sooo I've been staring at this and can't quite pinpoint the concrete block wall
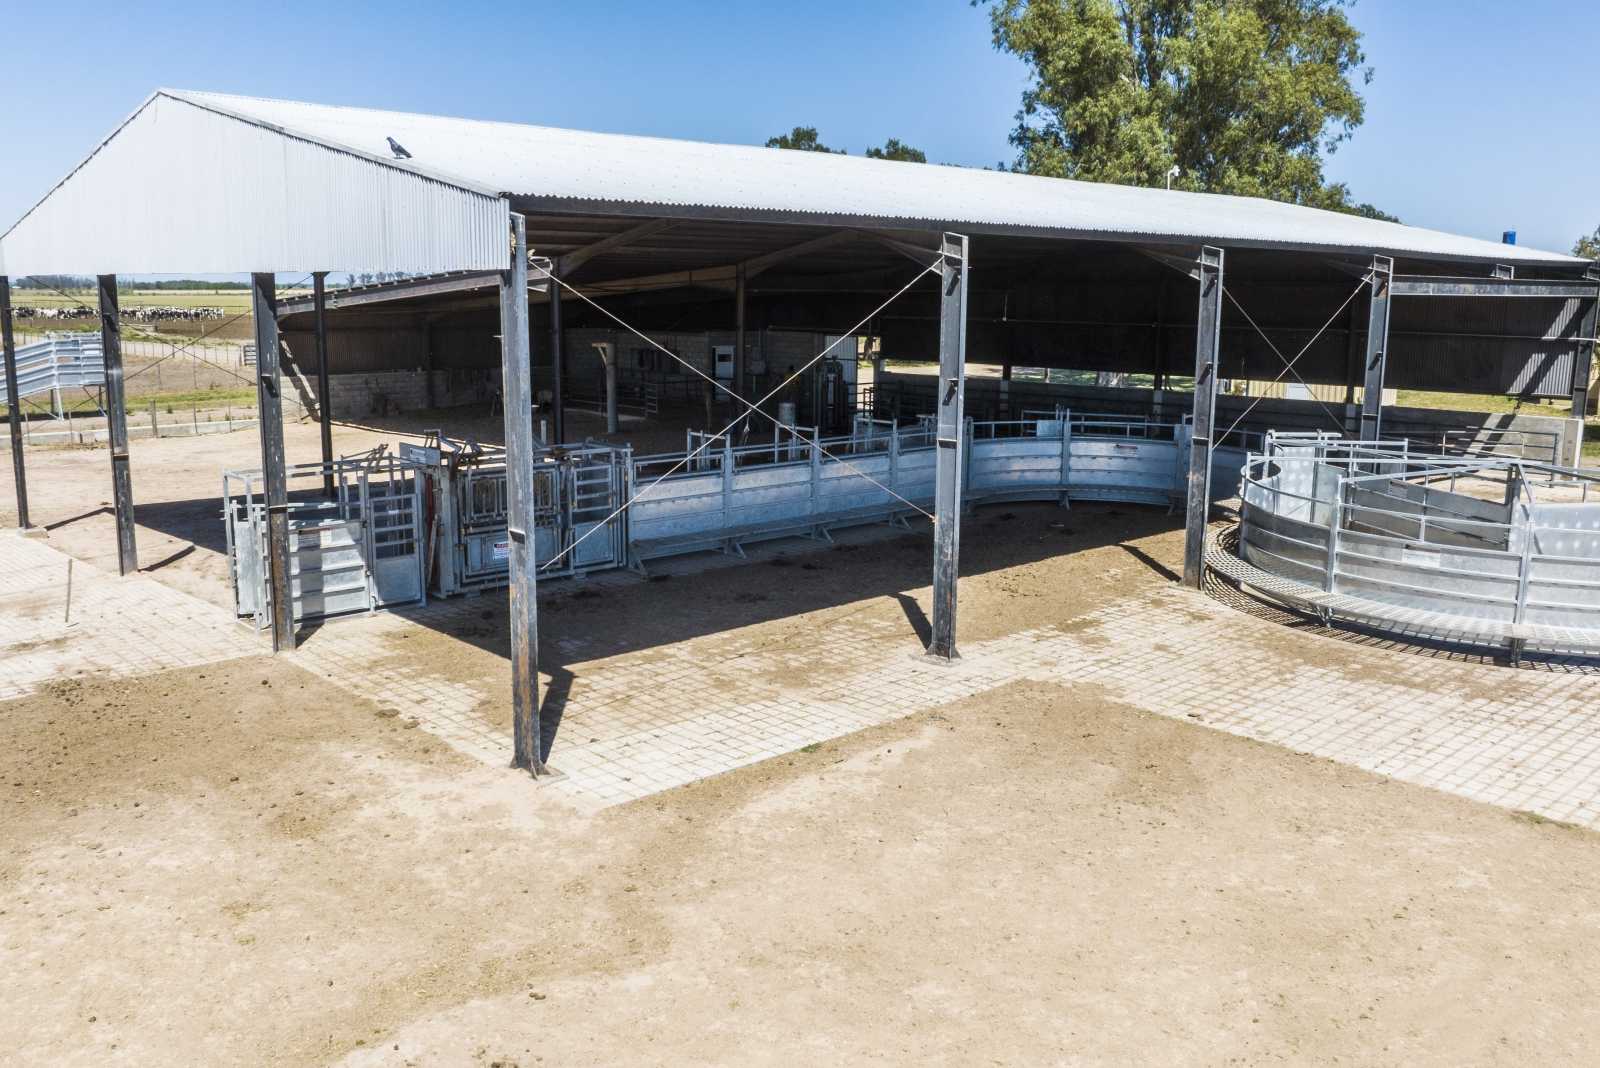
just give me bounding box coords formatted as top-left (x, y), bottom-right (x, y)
top-left (281, 369), bottom-right (501, 420)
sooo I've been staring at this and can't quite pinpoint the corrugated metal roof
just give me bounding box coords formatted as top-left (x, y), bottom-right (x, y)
top-left (2, 88), bottom-right (1589, 276)
top-left (0, 92), bottom-right (509, 276)
top-left (172, 89), bottom-right (1585, 268)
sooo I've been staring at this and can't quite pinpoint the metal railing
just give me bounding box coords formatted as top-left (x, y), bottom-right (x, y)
top-left (1237, 437), bottom-right (1600, 648)
top-left (0, 333), bottom-right (105, 406)
top-left (628, 409), bottom-right (1253, 560)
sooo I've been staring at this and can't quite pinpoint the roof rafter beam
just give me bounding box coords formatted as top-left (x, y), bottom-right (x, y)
top-left (739, 229), bottom-right (861, 278)
top-left (554, 217), bottom-right (679, 275)
top-left (275, 271), bottom-right (505, 317)
top-left (856, 230), bottom-right (943, 269)
top-left (1136, 246), bottom-right (1207, 280)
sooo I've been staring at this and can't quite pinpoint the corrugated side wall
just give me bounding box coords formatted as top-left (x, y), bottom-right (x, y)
top-left (0, 93), bottom-right (508, 276)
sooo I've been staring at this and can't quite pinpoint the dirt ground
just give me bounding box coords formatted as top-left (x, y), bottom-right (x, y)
top-left (7, 627), bottom-right (1600, 1065)
top-left (7, 410), bottom-right (1600, 1064)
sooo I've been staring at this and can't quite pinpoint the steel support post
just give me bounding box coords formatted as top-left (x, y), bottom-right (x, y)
top-left (0, 277), bottom-right (29, 529)
top-left (603, 347), bottom-right (619, 434)
top-left (313, 272), bottom-right (334, 496)
top-left (1181, 246), bottom-right (1225, 589)
top-left (928, 232), bottom-right (969, 659)
top-left (98, 275), bottom-right (138, 575)
top-left (1359, 255), bottom-right (1394, 441)
top-left (251, 273), bottom-right (295, 652)
top-left (1572, 274), bottom-right (1599, 463)
top-left (549, 261), bottom-right (565, 445)
top-left (501, 216), bottom-right (544, 775)
top-left (734, 264), bottom-right (747, 403)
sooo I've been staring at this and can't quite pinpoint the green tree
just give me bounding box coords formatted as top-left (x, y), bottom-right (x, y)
top-left (1576, 226), bottom-right (1600, 260)
top-left (980, 0), bottom-right (1390, 218)
top-left (766, 126), bottom-right (843, 153)
top-left (866, 138), bottom-right (928, 163)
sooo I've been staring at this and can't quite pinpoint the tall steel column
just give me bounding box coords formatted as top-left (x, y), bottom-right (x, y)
top-left (1181, 246), bottom-right (1225, 589)
top-left (501, 216), bottom-right (544, 775)
top-left (98, 275), bottom-right (138, 575)
top-left (549, 260), bottom-right (565, 444)
top-left (1572, 270), bottom-right (1600, 463)
top-left (0, 277), bottom-right (28, 529)
top-left (313, 272), bottom-right (334, 496)
top-left (251, 273), bottom-right (295, 652)
top-left (734, 264), bottom-right (747, 403)
top-left (1359, 255), bottom-right (1394, 441)
top-left (928, 232), bottom-right (969, 659)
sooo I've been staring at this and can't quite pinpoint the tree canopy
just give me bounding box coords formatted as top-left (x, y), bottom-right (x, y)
top-left (767, 128), bottom-right (927, 162)
top-left (980, 0), bottom-right (1393, 219)
top-left (1575, 226), bottom-right (1600, 261)
top-left (866, 139), bottom-right (928, 163)
top-left (766, 127), bottom-right (844, 153)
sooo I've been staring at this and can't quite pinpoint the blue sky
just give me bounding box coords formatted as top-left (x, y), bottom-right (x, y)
top-left (1, 1), bottom-right (1594, 256)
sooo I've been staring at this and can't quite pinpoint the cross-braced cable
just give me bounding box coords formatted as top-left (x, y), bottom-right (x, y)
top-left (1215, 272), bottom-right (1372, 448)
top-left (530, 260), bottom-right (942, 571)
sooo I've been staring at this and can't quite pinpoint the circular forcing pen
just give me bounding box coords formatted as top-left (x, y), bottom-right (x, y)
top-left (1210, 432), bottom-right (1600, 665)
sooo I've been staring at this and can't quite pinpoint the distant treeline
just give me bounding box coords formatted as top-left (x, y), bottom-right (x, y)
top-left (15, 276), bottom-right (250, 291)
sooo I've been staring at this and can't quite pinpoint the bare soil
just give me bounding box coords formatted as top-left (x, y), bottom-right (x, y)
top-left (7, 410), bottom-right (1600, 1064)
top-left (6, 642), bottom-right (1600, 1065)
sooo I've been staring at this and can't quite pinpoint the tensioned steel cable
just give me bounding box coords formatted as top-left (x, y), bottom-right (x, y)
top-left (1214, 272), bottom-right (1373, 448)
top-left (529, 261), bottom-right (943, 571)
top-left (18, 274), bottom-right (311, 388)
top-left (530, 258), bottom-right (943, 505)
top-left (124, 275), bottom-right (315, 385)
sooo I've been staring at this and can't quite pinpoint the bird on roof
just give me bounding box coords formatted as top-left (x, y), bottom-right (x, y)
top-left (386, 137), bottom-right (412, 160)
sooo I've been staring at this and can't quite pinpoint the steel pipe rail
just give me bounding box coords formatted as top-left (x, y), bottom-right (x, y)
top-left (1232, 434), bottom-right (1600, 659)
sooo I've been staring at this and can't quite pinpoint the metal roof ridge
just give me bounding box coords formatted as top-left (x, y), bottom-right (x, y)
top-left (162, 89), bottom-right (508, 201)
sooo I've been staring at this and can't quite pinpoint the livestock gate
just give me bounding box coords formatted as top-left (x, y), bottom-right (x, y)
top-left (398, 435), bottom-right (632, 596)
top-left (225, 450), bottom-right (427, 628)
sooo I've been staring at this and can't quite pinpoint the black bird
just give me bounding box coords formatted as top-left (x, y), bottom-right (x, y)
top-left (387, 137), bottom-right (412, 160)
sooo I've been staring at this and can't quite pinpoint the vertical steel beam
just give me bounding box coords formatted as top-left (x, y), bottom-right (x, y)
top-left (502, 216), bottom-right (544, 775)
top-left (0, 277), bottom-right (29, 529)
top-left (251, 273), bottom-right (295, 652)
top-left (734, 264), bottom-right (747, 403)
top-left (603, 347), bottom-right (619, 434)
top-left (313, 272), bottom-right (335, 496)
top-left (98, 275), bottom-right (138, 575)
top-left (928, 232), bottom-right (969, 659)
top-left (1572, 271), bottom-right (1599, 463)
top-left (1359, 255), bottom-right (1395, 441)
top-left (1181, 246), bottom-right (1225, 589)
top-left (549, 260), bottom-right (565, 444)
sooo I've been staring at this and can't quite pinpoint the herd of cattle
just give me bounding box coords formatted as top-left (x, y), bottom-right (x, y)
top-left (14, 305), bottom-right (229, 322)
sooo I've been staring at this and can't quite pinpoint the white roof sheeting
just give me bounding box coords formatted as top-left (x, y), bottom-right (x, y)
top-left (170, 90), bottom-right (1585, 268)
top-left (1, 88), bottom-right (1586, 275)
top-left (0, 92), bottom-right (508, 276)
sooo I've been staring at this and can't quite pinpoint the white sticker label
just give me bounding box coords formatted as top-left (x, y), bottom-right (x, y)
top-left (492, 540), bottom-right (510, 561)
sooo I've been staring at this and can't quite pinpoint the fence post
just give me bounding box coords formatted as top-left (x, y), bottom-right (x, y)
top-left (888, 420), bottom-right (900, 499)
top-left (722, 435), bottom-right (734, 533)
top-left (1324, 480), bottom-right (1343, 593)
top-left (1060, 407), bottom-right (1073, 498)
top-left (150, 397), bottom-right (159, 440)
top-left (810, 433), bottom-right (821, 517)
